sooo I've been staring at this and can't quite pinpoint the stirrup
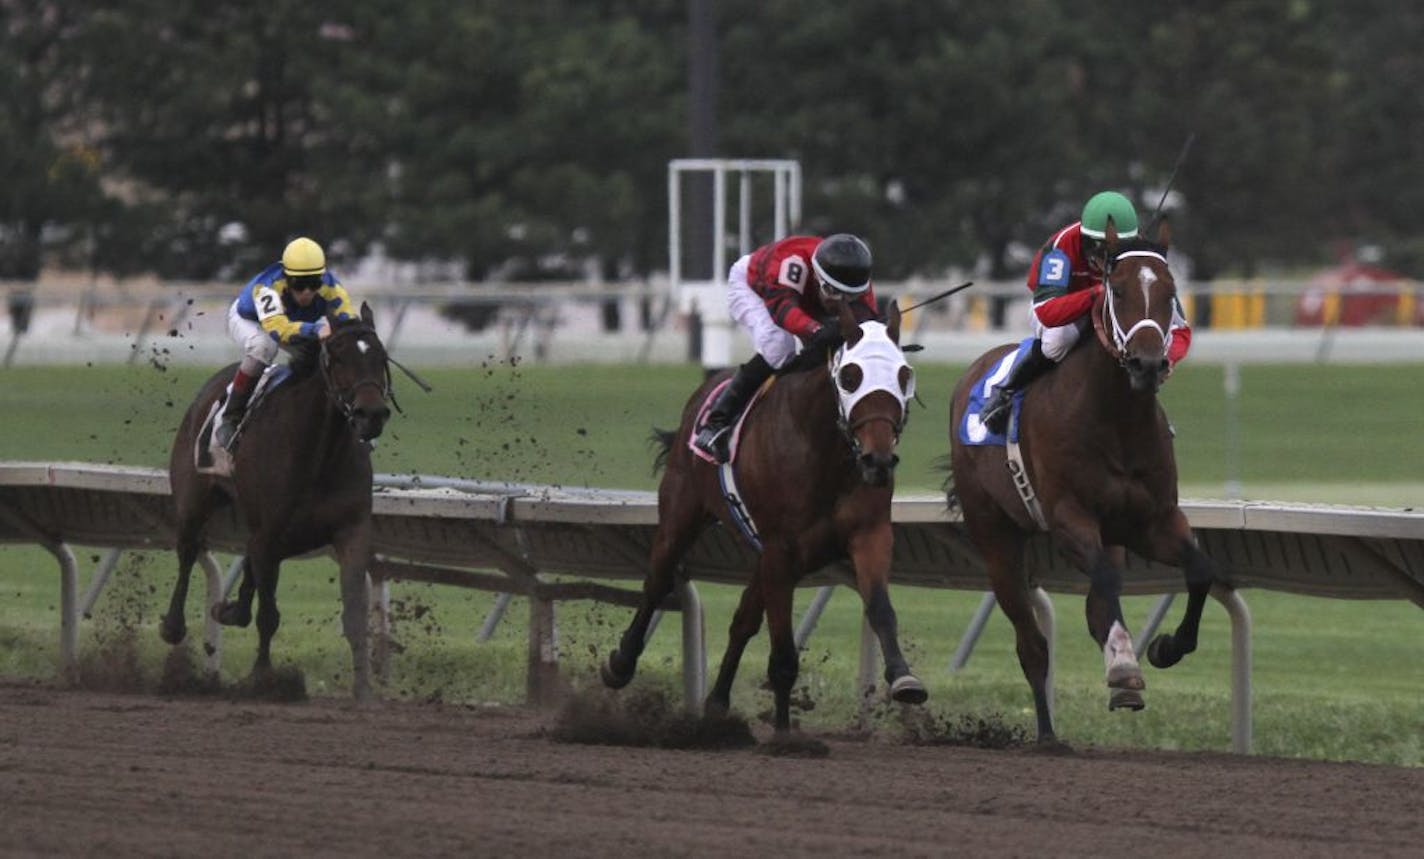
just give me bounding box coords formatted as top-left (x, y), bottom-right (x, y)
top-left (981, 390), bottom-right (1012, 434)
top-left (694, 424), bottom-right (730, 462)
top-left (214, 419), bottom-right (240, 452)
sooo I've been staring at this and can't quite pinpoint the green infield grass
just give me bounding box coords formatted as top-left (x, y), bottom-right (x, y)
top-left (0, 360), bottom-right (1420, 764)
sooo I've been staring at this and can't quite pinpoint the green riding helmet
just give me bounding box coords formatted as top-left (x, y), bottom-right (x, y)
top-left (1080, 191), bottom-right (1139, 241)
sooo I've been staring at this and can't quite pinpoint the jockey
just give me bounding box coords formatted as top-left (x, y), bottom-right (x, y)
top-left (214, 236), bottom-right (358, 450)
top-left (692, 232), bottom-right (880, 463)
top-left (980, 191), bottom-right (1192, 434)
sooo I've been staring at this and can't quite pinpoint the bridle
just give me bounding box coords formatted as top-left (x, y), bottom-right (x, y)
top-left (319, 323), bottom-right (394, 423)
top-left (827, 321), bottom-right (914, 459)
top-left (1096, 246), bottom-right (1174, 365)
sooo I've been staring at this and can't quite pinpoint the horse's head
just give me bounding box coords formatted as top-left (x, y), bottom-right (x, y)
top-left (830, 300), bottom-right (915, 487)
top-left (1098, 219), bottom-right (1178, 394)
top-left (320, 302), bottom-right (393, 443)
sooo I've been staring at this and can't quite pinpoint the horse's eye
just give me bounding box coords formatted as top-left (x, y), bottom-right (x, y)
top-left (899, 366), bottom-right (915, 397)
top-left (838, 364), bottom-right (863, 393)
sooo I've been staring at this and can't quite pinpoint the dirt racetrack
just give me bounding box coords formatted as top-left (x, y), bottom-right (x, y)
top-left (2, 680), bottom-right (1421, 857)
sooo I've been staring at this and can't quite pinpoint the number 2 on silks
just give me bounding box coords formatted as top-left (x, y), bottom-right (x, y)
top-left (255, 286), bottom-right (282, 321)
top-left (1039, 249), bottom-right (1070, 288)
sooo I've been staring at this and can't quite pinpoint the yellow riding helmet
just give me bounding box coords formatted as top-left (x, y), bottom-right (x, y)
top-left (281, 237), bottom-right (326, 277)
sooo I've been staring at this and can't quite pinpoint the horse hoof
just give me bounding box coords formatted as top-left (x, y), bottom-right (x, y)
top-left (1034, 736), bottom-right (1074, 755)
top-left (703, 696), bottom-right (730, 719)
top-left (1109, 687), bottom-right (1146, 711)
top-left (889, 674), bottom-right (928, 705)
top-left (1107, 664), bottom-right (1146, 690)
top-left (1147, 634), bottom-right (1183, 669)
top-left (158, 616), bottom-right (186, 646)
top-left (599, 653), bottom-right (634, 689)
top-left (212, 601), bottom-right (251, 628)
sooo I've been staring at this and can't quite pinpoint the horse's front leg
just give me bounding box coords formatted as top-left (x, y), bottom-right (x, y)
top-left (1055, 506), bottom-right (1145, 711)
top-left (1138, 508), bottom-right (1215, 669)
top-left (333, 520), bottom-right (374, 703)
top-left (847, 523), bottom-right (926, 704)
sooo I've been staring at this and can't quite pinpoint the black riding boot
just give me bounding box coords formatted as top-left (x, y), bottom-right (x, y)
top-left (214, 384), bottom-right (254, 451)
top-left (693, 355), bottom-right (774, 463)
top-left (981, 340), bottom-right (1054, 435)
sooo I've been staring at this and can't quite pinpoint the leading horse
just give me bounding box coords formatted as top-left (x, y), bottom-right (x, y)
top-left (602, 301), bottom-right (927, 733)
top-left (161, 303), bottom-right (393, 700)
top-left (947, 220), bottom-right (1218, 745)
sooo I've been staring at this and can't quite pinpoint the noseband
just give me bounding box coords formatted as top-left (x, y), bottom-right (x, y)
top-left (319, 324), bottom-right (393, 423)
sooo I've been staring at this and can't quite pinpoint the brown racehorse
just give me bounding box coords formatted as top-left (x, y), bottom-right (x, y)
top-left (602, 301), bottom-right (927, 734)
top-left (161, 303), bottom-right (393, 700)
top-left (948, 220), bottom-right (1218, 745)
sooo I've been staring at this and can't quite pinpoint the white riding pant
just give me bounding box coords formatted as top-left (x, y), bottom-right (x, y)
top-left (726, 254), bottom-right (798, 369)
top-left (226, 299), bottom-right (278, 372)
top-left (1031, 310), bottom-right (1088, 363)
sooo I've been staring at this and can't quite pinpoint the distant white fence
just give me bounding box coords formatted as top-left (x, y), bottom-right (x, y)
top-left (6, 278), bottom-right (1424, 367)
top-left (2, 462), bottom-right (1421, 753)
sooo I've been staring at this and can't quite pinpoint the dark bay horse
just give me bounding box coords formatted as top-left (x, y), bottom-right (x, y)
top-left (602, 301), bottom-right (927, 733)
top-left (948, 221), bottom-right (1218, 744)
top-left (161, 303), bottom-right (393, 700)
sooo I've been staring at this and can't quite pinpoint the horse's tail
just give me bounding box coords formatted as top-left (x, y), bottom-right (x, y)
top-left (649, 427), bottom-right (676, 475)
top-left (934, 453), bottom-right (961, 515)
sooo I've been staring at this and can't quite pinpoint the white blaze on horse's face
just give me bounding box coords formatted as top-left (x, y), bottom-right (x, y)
top-left (830, 320), bottom-right (914, 432)
top-left (1105, 250), bottom-right (1174, 359)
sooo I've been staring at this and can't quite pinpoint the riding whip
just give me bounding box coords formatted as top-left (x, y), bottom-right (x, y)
top-left (901, 281), bottom-right (975, 313)
top-left (1150, 132), bottom-right (1197, 227)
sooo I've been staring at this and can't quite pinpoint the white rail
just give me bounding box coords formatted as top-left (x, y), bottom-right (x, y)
top-left (2, 462), bottom-right (1421, 752)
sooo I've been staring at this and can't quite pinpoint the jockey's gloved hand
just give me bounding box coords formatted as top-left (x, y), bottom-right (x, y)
top-left (805, 324), bottom-right (841, 353)
top-left (314, 317), bottom-right (332, 340)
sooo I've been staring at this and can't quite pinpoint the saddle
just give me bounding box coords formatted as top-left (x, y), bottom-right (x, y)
top-left (686, 376), bottom-right (776, 552)
top-left (194, 365), bottom-right (293, 475)
top-left (686, 377), bottom-right (774, 466)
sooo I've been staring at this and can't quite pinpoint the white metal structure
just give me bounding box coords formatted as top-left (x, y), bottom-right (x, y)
top-left (2, 461), bottom-right (1422, 753)
top-left (667, 158), bottom-right (802, 369)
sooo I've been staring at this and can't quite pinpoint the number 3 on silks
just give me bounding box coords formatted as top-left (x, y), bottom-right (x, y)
top-left (255, 286), bottom-right (282, 321)
top-left (1038, 249), bottom-right (1070, 288)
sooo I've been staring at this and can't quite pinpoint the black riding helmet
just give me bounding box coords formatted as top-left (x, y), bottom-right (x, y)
top-left (811, 234), bottom-right (873, 297)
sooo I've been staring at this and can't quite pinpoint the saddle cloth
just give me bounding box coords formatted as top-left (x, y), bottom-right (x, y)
top-left (958, 337), bottom-right (1035, 447)
top-left (194, 364), bottom-right (293, 474)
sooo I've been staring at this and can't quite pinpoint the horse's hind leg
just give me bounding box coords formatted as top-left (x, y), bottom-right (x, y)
top-left (1139, 510), bottom-right (1216, 669)
top-left (602, 482), bottom-right (704, 689)
top-left (758, 543), bottom-right (800, 734)
top-left (848, 523), bottom-right (925, 704)
top-left (213, 558), bottom-right (254, 628)
top-left (973, 520), bottom-right (1056, 743)
top-left (247, 550), bottom-right (281, 673)
top-left (704, 578), bottom-right (764, 717)
top-left (162, 486), bottom-right (218, 645)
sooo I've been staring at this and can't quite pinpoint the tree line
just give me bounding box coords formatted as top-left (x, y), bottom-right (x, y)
top-left (2, 0), bottom-right (1417, 284)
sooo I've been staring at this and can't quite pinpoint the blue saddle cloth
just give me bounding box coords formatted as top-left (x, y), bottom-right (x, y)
top-left (958, 338), bottom-right (1035, 446)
